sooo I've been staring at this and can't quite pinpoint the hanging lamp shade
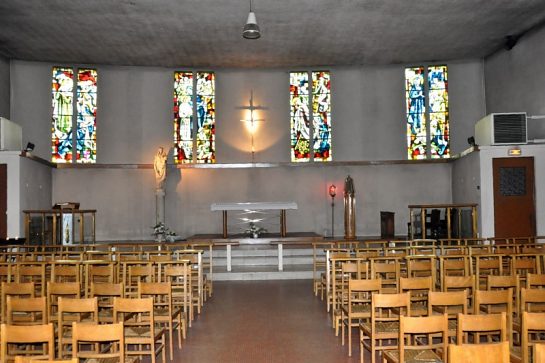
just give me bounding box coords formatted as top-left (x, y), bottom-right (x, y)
top-left (243, 10), bottom-right (261, 39)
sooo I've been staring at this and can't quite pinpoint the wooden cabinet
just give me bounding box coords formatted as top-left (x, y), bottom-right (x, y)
top-left (408, 204), bottom-right (478, 239)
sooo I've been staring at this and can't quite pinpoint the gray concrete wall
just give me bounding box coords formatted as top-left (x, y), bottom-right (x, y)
top-left (451, 150), bottom-right (481, 231)
top-left (485, 25), bottom-right (545, 140)
top-left (19, 157), bottom-right (52, 217)
top-left (12, 59), bottom-right (484, 240)
top-left (0, 56), bottom-right (9, 118)
top-left (53, 163), bottom-right (452, 241)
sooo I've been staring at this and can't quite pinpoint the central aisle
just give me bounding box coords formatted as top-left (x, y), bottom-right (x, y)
top-left (168, 280), bottom-right (360, 363)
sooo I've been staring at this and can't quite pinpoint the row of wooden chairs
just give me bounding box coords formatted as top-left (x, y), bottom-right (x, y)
top-left (0, 284), bottom-right (186, 362)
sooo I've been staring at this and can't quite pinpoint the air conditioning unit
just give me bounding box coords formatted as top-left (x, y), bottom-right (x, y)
top-left (0, 117), bottom-right (22, 151)
top-left (475, 112), bottom-right (527, 146)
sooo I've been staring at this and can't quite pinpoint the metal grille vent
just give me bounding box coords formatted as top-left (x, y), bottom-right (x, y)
top-left (494, 113), bottom-right (527, 144)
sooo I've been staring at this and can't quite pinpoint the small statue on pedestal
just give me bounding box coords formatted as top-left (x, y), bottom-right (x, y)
top-left (344, 175), bottom-right (356, 240)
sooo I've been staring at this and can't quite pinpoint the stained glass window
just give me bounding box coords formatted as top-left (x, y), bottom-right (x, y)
top-left (76, 69), bottom-right (98, 163)
top-left (405, 67), bottom-right (426, 160)
top-left (173, 72), bottom-right (194, 163)
top-left (312, 71), bottom-right (332, 161)
top-left (428, 65), bottom-right (449, 158)
top-left (52, 67), bottom-right (98, 164)
top-left (290, 70), bottom-right (331, 162)
top-left (52, 67), bottom-right (74, 163)
top-left (405, 65), bottom-right (449, 160)
top-left (173, 71), bottom-right (215, 164)
top-left (196, 72), bottom-right (215, 163)
top-left (290, 72), bottom-right (310, 162)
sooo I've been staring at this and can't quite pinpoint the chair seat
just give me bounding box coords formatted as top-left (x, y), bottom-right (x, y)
top-left (341, 304), bottom-right (371, 314)
top-left (384, 349), bottom-right (443, 363)
top-left (361, 321), bottom-right (400, 335)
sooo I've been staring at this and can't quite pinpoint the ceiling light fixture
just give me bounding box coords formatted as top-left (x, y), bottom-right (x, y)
top-left (242, 0), bottom-right (261, 40)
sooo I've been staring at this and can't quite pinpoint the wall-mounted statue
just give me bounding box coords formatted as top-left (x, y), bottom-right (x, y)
top-left (344, 175), bottom-right (356, 239)
top-left (154, 146), bottom-right (168, 190)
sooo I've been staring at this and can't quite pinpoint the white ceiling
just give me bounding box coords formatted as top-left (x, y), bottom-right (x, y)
top-left (1, 0), bottom-right (545, 68)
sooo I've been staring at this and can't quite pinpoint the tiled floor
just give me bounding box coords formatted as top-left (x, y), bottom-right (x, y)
top-left (160, 279), bottom-right (362, 363)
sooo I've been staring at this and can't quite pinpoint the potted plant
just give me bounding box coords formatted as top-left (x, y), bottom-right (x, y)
top-left (245, 222), bottom-right (267, 238)
top-left (152, 222), bottom-right (177, 242)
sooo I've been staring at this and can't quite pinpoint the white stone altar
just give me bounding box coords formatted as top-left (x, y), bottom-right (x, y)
top-left (211, 202), bottom-right (298, 238)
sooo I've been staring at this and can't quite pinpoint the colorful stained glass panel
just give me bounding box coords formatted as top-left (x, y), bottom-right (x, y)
top-left (76, 69), bottom-right (97, 163)
top-left (290, 72), bottom-right (310, 162)
top-left (173, 72), bottom-right (194, 163)
top-left (196, 72), bottom-right (215, 163)
top-left (428, 65), bottom-right (449, 158)
top-left (312, 71), bottom-right (331, 161)
top-left (51, 67), bottom-right (74, 163)
top-left (405, 67), bottom-right (426, 160)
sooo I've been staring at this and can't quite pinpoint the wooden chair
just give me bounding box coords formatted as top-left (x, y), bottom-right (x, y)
top-left (16, 264), bottom-right (46, 297)
top-left (7, 297), bottom-right (47, 325)
top-left (0, 323), bottom-right (55, 362)
top-left (456, 312), bottom-right (507, 344)
top-left (439, 255), bottom-right (470, 290)
top-left (487, 274), bottom-right (520, 318)
top-left (514, 312), bottom-right (545, 363)
top-left (383, 314), bottom-right (448, 363)
top-left (71, 322), bottom-right (128, 362)
top-left (1, 282), bottom-right (35, 323)
top-left (333, 261), bottom-right (363, 334)
top-left (340, 278), bottom-right (381, 357)
top-left (443, 275), bottom-right (476, 310)
top-left (475, 254), bottom-right (504, 289)
top-left (513, 255), bottom-right (541, 287)
top-left (139, 281), bottom-right (185, 360)
top-left (50, 262), bottom-right (81, 284)
top-left (46, 282), bottom-right (80, 325)
top-left (474, 289), bottom-right (513, 346)
top-left (399, 276), bottom-right (433, 316)
top-left (126, 263), bottom-right (154, 297)
top-left (90, 282), bottom-right (124, 323)
top-left (162, 264), bottom-right (191, 326)
top-left (113, 297), bottom-right (166, 363)
top-left (312, 242), bottom-right (334, 297)
top-left (84, 262), bottom-right (115, 297)
top-left (448, 341), bottom-right (510, 363)
top-left (359, 292), bottom-right (410, 363)
top-left (57, 297), bottom-right (98, 359)
top-left (370, 257), bottom-right (400, 294)
top-left (428, 290), bottom-right (467, 342)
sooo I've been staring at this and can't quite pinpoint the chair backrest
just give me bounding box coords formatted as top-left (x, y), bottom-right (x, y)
top-left (57, 297), bottom-right (98, 359)
top-left (372, 292), bottom-right (410, 323)
top-left (370, 258), bottom-right (400, 293)
top-left (0, 323), bottom-right (55, 361)
top-left (398, 314), bottom-right (448, 363)
top-left (522, 311), bottom-right (545, 363)
top-left (447, 341), bottom-right (510, 363)
top-left (7, 297), bottom-right (48, 325)
top-left (428, 290), bottom-right (467, 316)
top-left (521, 288), bottom-right (545, 314)
top-left (51, 263), bottom-right (80, 284)
top-left (1, 282), bottom-right (35, 323)
top-left (456, 312), bottom-right (507, 344)
top-left (400, 276), bottom-right (433, 316)
top-left (71, 322), bottom-right (124, 362)
top-left (528, 273), bottom-right (545, 289)
top-left (16, 264), bottom-right (46, 297)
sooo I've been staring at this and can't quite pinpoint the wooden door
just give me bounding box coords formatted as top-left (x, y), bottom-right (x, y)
top-left (493, 157), bottom-right (535, 238)
top-left (0, 164), bottom-right (6, 240)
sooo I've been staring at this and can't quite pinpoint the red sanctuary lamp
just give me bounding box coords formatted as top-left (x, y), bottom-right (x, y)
top-left (329, 185), bottom-right (336, 238)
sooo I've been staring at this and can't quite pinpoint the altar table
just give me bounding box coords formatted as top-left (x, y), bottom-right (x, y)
top-left (211, 202), bottom-right (298, 238)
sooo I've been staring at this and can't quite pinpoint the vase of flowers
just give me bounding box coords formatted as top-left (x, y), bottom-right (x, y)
top-left (152, 222), bottom-right (177, 242)
top-left (245, 222), bottom-right (267, 238)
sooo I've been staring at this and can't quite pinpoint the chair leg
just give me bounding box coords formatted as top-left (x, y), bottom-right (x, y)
top-left (348, 320), bottom-right (352, 357)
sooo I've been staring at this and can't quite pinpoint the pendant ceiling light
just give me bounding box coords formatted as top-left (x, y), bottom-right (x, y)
top-left (242, 0), bottom-right (261, 39)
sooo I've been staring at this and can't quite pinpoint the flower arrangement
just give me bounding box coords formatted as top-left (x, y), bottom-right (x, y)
top-left (244, 222), bottom-right (267, 238)
top-left (152, 222), bottom-right (177, 242)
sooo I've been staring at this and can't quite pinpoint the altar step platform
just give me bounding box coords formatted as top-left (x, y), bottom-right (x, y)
top-left (188, 233), bottom-right (321, 281)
